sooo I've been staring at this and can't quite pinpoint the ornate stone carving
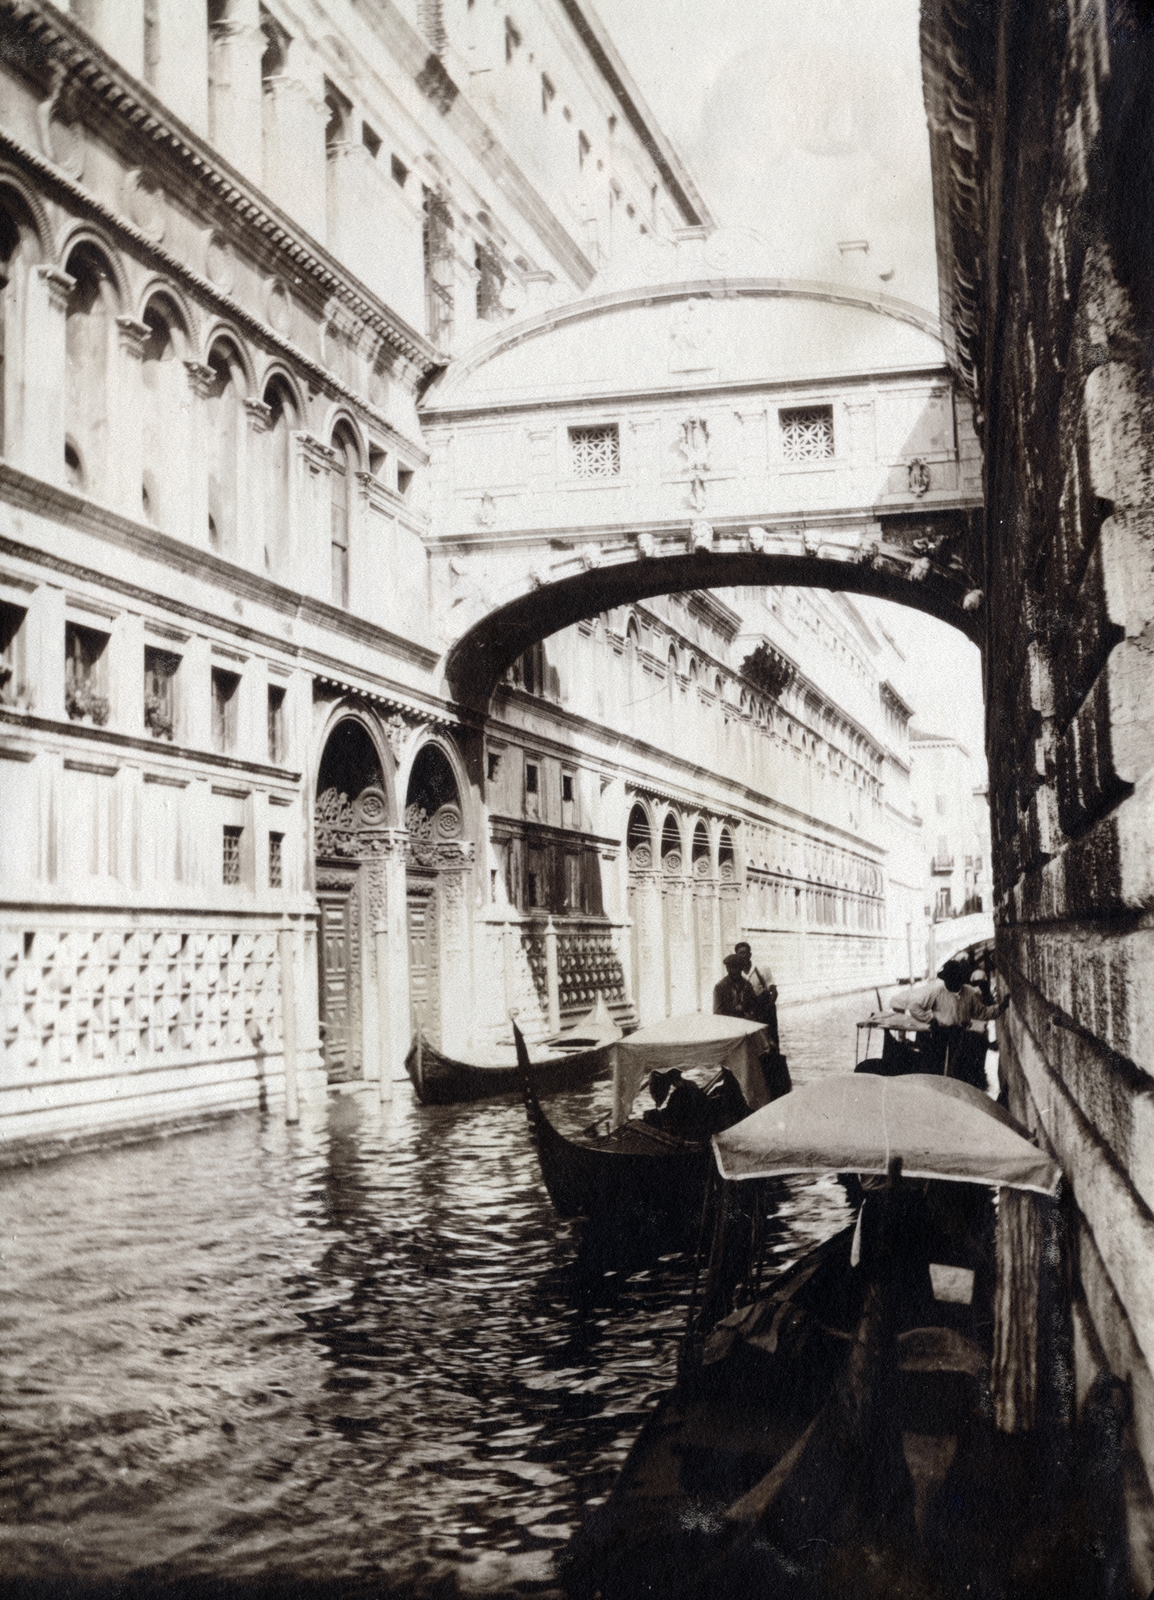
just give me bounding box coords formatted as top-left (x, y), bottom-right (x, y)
top-left (478, 492), bottom-right (496, 527)
top-left (38, 265), bottom-right (75, 314)
top-left (908, 458), bottom-right (931, 497)
top-left (404, 802), bottom-right (473, 868)
top-left (748, 525), bottom-right (768, 552)
top-left (116, 316), bottom-right (151, 358)
top-left (205, 231), bottom-right (236, 292)
top-left (184, 360), bottom-right (216, 398)
top-left (635, 532), bottom-right (656, 559)
top-left (123, 168), bottom-right (165, 242)
top-left (244, 398), bottom-right (274, 433)
top-left (689, 518), bottom-right (713, 554)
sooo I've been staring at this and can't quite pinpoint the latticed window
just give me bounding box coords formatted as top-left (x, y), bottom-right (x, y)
top-left (780, 405), bottom-right (834, 462)
top-left (268, 832), bottom-right (283, 889)
top-left (570, 424), bottom-right (620, 478)
top-left (222, 826), bottom-right (242, 886)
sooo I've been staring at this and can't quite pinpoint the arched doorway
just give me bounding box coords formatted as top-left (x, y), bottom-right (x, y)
top-left (404, 743), bottom-right (470, 1051)
top-left (314, 718), bottom-right (389, 1082)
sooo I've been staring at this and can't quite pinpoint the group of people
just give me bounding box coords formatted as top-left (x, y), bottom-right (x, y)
top-left (712, 941), bottom-right (779, 1046)
top-left (888, 956), bottom-right (1008, 1088)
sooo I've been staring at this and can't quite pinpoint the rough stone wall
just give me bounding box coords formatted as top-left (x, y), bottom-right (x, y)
top-left (924, 1), bottom-right (1154, 1586)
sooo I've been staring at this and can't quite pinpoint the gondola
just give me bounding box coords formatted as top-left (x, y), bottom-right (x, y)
top-left (515, 1011), bottom-right (789, 1253)
top-left (405, 995), bottom-right (622, 1105)
top-left (564, 1073), bottom-right (1065, 1600)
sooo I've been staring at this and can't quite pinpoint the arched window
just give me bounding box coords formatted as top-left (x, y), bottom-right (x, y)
top-left (64, 242), bottom-right (119, 496)
top-left (718, 826), bottom-right (735, 881)
top-left (626, 802), bottom-right (651, 871)
top-left (205, 337), bottom-right (245, 550)
top-left (263, 377), bottom-right (297, 574)
top-left (667, 644), bottom-right (678, 698)
top-left (661, 812), bottom-right (682, 874)
top-left (330, 422), bottom-right (358, 607)
top-left (140, 295), bottom-right (188, 528)
top-left (0, 190), bottom-right (40, 458)
top-left (692, 820), bottom-right (710, 875)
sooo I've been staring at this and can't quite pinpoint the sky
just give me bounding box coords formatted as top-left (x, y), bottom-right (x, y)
top-left (596, 0), bottom-right (987, 768)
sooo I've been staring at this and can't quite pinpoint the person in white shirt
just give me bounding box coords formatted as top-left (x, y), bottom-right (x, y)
top-left (890, 959), bottom-right (1007, 1079)
top-left (735, 941), bottom-right (778, 1046)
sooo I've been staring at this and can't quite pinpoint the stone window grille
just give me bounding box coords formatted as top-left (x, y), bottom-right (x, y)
top-left (211, 667), bottom-right (240, 754)
top-left (64, 621), bottom-right (109, 725)
top-left (780, 405), bottom-right (834, 462)
top-left (222, 825), bottom-right (242, 886)
top-left (144, 646), bottom-right (180, 741)
top-left (268, 831), bottom-right (283, 889)
top-left (570, 424), bottom-right (620, 478)
top-left (267, 684), bottom-right (286, 763)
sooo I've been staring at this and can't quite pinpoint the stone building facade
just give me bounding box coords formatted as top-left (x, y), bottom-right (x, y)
top-left (923, 0), bottom-right (1154, 1584)
top-left (0, 0), bottom-right (976, 1161)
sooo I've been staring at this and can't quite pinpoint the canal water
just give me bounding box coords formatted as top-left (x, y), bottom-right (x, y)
top-left (1, 991), bottom-right (869, 1597)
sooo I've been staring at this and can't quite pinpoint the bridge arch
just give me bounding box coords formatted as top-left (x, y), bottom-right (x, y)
top-left (422, 262), bottom-right (985, 710)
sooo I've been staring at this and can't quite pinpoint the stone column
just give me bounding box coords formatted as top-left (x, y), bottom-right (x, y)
top-left (262, 62), bottom-right (328, 242)
top-left (544, 916), bottom-right (561, 1032)
top-left (113, 316), bottom-right (149, 519)
top-left (244, 397), bottom-right (273, 575)
top-left (207, 2), bottom-right (264, 185)
top-left (21, 266), bottom-right (72, 486)
top-left (293, 432), bottom-right (337, 601)
top-left (277, 926), bottom-right (301, 1123)
top-left (372, 832), bottom-right (410, 1101)
top-left (183, 361), bottom-right (215, 550)
top-left (107, 609), bottom-right (143, 736)
top-left (153, 0), bottom-right (209, 134)
top-left (632, 870), bottom-right (664, 1024)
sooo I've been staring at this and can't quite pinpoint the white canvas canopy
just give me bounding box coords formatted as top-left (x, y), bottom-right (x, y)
top-left (712, 1072), bottom-right (1061, 1195)
top-left (609, 1012), bottom-right (772, 1130)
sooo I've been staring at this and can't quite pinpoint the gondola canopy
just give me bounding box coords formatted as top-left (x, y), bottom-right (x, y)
top-left (712, 1072), bottom-right (1061, 1194)
top-left (609, 1012), bottom-right (772, 1129)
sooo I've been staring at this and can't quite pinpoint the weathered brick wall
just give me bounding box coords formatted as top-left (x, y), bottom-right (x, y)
top-left (925, 1), bottom-right (1154, 1587)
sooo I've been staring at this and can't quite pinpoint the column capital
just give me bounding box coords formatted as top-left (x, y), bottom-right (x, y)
top-left (244, 397), bottom-right (273, 433)
top-left (116, 315), bottom-right (151, 357)
top-left (294, 430), bottom-right (338, 475)
top-left (37, 264), bottom-right (74, 313)
top-left (184, 359), bottom-right (216, 397)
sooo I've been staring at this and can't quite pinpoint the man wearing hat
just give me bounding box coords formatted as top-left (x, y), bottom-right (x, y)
top-left (892, 958), bottom-right (1008, 1080)
top-left (712, 951), bottom-right (757, 1019)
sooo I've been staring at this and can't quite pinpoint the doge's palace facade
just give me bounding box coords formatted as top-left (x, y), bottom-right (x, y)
top-left (0, 0), bottom-right (964, 1157)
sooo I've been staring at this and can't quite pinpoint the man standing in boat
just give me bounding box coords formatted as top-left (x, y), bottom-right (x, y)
top-left (712, 952), bottom-right (757, 1019)
top-left (735, 941), bottom-right (778, 1046)
top-left (891, 958), bottom-right (1008, 1080)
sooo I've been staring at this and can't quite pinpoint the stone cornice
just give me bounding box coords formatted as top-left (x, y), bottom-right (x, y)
top-left (0, 705), bottom-right (301, 782)
top-left (0, 462), bottom-right (441, 672)
top-left (0, 0), bottom-right (438, 375)
top-left (920, 0), bottom-right (995, 415)
top-left (0, 122), bottom-right (432, 462)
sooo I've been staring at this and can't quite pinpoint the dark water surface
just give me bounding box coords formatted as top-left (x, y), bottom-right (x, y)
top-left (1, 992), bottom-right (867, 1597)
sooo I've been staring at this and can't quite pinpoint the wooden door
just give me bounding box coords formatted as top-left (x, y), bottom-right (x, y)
top-left (407, 879), bottom-right (440, 1044)
top-left (318, 888), bottom-right (354, 1080)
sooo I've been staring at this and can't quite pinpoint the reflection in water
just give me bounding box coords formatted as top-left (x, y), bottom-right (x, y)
top-left (0, 993), bottom-right (862, 1595)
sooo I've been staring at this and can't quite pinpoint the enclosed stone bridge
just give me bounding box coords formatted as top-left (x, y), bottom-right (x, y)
top-left (419, 247), bottom-right (985, 706)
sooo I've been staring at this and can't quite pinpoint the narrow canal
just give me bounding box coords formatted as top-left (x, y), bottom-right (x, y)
top-left (1, 991), bottom-right (871, 1597)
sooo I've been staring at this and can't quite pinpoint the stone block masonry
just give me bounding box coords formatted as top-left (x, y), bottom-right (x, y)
top-left (923, 0), bottom-right (1154, 1583)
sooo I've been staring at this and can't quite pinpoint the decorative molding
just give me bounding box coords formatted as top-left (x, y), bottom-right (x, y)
top-left (0, 4), bottom-right (437, 372)
top-left (212, 784), bottom-right (251, 799)
top-left (142, 772), bottom-right (188, 787)
top-left (296, 431), bottom-right (338, 475)
top-left (405, 801), bottom-right (473, 869)
top-left (244, 397), bottom-right (274, 434)
top-left (37, 263), bottom-right (74, 312)
top-left (63, 758), bottom-right (118, 775)
top-left (183, 359), bottom-right (215, 397)
top-left (116, 314), bottom-right (150, 357)
top-left (0, 703), bottom-right (300, 782)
